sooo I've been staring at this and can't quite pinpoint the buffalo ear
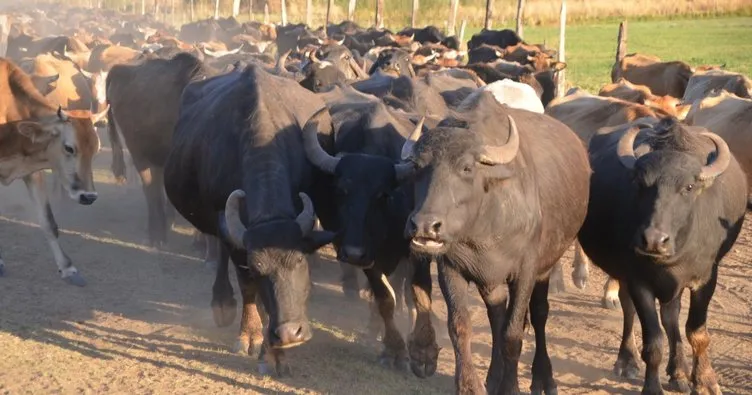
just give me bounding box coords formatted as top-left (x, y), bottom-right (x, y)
top-left (301, 230), bottom-right (336, 254)
top-left (17, 121), bottom-right (56, 144)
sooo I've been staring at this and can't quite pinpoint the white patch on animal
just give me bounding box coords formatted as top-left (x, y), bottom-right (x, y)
top-left (463, 79), bottom-right (545, 114)
top-left (96, 71), bottom-right (108, 105)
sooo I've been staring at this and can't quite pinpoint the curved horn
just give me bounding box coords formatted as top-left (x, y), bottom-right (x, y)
top-left (400, 116), bottom-right (425, 161)
top-left (394, 161), bottom-right (416, 181)
top-left (616, 125), bottom-right (642, 170)
top-left (275, 49), bottom-right (293, 78)
top-left (698, 132), bottom-right (731, 181)
top-left (57, 105), bottom-right (68, 121)
top-left (202, 47), bottom-right (219, 57)
top-left (224, 190), bottom-right (247, 248)
top-left (91, 104), bottom-right (110, 124)
top-left (349, 56), bottom-right (368, 79)
top-left (295, 192), bottom-right (316, 236)
top-left (478, 115), bottom-right (520, 165)
top-left (302, 107), bottom-right (339, 174)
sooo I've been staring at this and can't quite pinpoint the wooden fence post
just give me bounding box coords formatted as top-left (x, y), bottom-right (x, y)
top-left (281, 0), bottom-right (287, 26)
top-left (263, 1), bottom-right (269, 23)
top-left (556, 0), bottom-right (567, 98)
top-left (448, 0), bottom-right (458, 35)
top-left (190, 0), bottom-right (195, 21)
top-left (411, 0), bottom-right (418, 28)
top-left (459, 19), bottom-right (467, 48)
top-left (249, 0), bottom-right (254, 20)
top-left (306, 0), bottom-right (312, 26)
top-left (326, 0), bottom-right (333, 34)
top-left (213, 0), bottom-right (220, 19)
top-left (615, 21), bottom-right (628, 64)
top-left (141, 0), bottom-right (145, 15)
top-left (375, 0), bottom-right (384, 29)
top-left (484, 0), bottom-right (493, 30)
top-left (348, 0), bottom-right (356, 21)
top-left (0, 15), bottom-right (8, 58)
top-left (232, 0), bottom-right (241, 16)
top-left (515, 0), bottom-right (525, 38)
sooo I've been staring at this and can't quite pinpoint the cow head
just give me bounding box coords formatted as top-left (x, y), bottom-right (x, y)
top-left (301, 108), bottom-right (415, 266)
top-left (616, 118), bottom-right (731, 259)
top-left (221, 190), bottom-right (334, 349)
top-left (299, 61), bottom-right (347, 93)
top-left (369, 48), bottom-right (415, 78)
top-left (19, 106), bottom-right (102, 205)
top-left (403, 113), bottom-right (519, 255)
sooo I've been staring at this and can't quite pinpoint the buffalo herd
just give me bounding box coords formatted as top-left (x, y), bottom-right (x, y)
top-left (1, 3), bottom-right (750, 394)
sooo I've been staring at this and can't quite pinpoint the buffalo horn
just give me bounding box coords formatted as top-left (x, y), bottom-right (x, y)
top-left (478, 115), bottom-right (520, 165)
top-left (302, 107), bottom-right (339, 174)
top-left (400, 116), bottom-right (425, 161)
top-left (224, 189), bottom-right (247, 249)
top-left (295, 192), bottom-right (316, 236)
top-left (698, 132), bottom-right (731, 181)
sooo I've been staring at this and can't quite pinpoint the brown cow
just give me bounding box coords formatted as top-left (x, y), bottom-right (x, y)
top-left (599, 78), bottom-right (691, 119)
top-left (686, 91), bottom-right (752, 195)
top-left (682, 69), bottom-right (752, 104)
top-left (0, 58), bottom-right (101, 285)
top-left (546, 90), bottom-right (671, 308)
top-left (611, 53), bottom-right (693, 98)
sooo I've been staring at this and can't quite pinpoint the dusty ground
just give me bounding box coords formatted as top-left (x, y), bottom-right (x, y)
top-left (0, 148), bottom-right (750, 395)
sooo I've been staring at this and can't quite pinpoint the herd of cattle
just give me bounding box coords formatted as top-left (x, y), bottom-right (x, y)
top-left (1, 3), bottom-right (751, 394)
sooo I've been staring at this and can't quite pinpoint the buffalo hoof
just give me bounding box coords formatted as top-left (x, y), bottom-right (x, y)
top-left (667, 377), bottom-right (691, 393)
top-left (602, 293), bottom-right (620, 310)
top-left (407, 337), bottom-right (439, 378)
top-left (572, 268), bottom-right (589, 290)
top-left (258, 360), bottom-right (291, 377)
top-left (378, 351), bottom-right (409, 373)
top-left (692, 380), bottom-right (722, 395)
top-left (63, 272), bottom-right (87, 287)
top-left (613, 358), bottom-right (641, 379)
top-left (531, 386), bottom-right (558, 395)
top-left (211, 297), bottom-right (237, 327)
top-left (114, 176), bottom-right (127, 186)
top-left (549, 275), bottom-right (566, 294)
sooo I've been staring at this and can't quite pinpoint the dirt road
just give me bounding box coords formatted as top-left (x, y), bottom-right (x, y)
top-left (0, 149), bottom-right (750, 394)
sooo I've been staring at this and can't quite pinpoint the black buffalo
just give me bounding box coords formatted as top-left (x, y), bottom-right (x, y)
top-left (303, 85), bottom-right (440, 375)
top-left (164, 65), bottom-right (335, 375)
top-left (467, 28), bottom-right (522, 51)
top-left (403, 93), bottom-right (590, 394)
top-left (578, 117), bottom-right (746, 394)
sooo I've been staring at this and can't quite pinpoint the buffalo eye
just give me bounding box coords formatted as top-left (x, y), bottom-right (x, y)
top-left (64, 144), bottom-right (76, 155)
top-left (683, 183), bottom-right (695, 194)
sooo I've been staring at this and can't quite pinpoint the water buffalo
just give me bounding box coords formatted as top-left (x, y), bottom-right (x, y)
top-left (579, 117), bottom-right (746, 394)
top-left (403, 92), bottom-right (590, 394)
top-left (164, 65), bottom-right (335, 375)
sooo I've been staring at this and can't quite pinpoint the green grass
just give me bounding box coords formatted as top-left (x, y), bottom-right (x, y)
top-left (469, 16), bottom-right (752, 92)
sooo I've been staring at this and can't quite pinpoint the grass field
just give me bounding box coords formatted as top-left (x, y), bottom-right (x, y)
top-left (475, 16), bottom-right (752, 92)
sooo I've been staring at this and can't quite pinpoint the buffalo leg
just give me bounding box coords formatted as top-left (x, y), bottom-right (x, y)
top-left (0, 248), bottom-right (4, 276)
top-left (340, 262), bottom-right (361, 300)
top-left (629, 282), bottom-right (664, 395)
top-left (438, 260), bottom-right (484, 393)
top-left (408, 256), bottom-right (439, 378)
top-left (660, 292), bottom-right (690, 393)
top-left (499, 269), bottom-right (536, 394)
top-left (602, 277), bottom-right (621, 310)
top-left (548, 261), bottom-right (565, 294)
top-left (232, 254), bottom-right (264, 358)
top-left (686, 265), bottom-right (721, 395)
top-left (613, 281), bottom-right (640, 379)
top-left (571, 241), bottom-right (590, 289)
top-left (203, 234), bottom-right (221, 270)
top-left (479, 284), bottom-right (508, 394)
top-left (364, 268), bottom-right (408, 371)
top-left (23, 172), bottom-right (84, 286)
top-left (529, 280), bottom-right (557, 395)
top-left (211, 243), bottom-right (236, 327)
top-left (138, 166), bottom-right (168, 248)
top-left (258, 341), bottom-right (289, 377)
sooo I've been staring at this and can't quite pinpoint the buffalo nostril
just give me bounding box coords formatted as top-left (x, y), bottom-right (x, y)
top-left (659, 234), bottom-right (670, 246)
top-left (430, 220), bottom-right (442, 235)
top-left (275, 323), bottom-right (305, 344)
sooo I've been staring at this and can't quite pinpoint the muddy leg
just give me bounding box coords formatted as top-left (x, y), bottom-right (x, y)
top-left (613, 281), bottom-right (641, 379)
top-left (364, 268), bottom-right (408, 371)
top-left (138, 166), bottom-right (168, 248)
top-left (498, 270), bottom-right (536, 394)
top-left (686, 266), bottom-right (721, 395)
top-left (438, 260), bottom-right (484, 393)
top-left (602, 277), bottom-right (621, 310)
top-left (23, 172), bottom-right (84, 286)
top-left (548, 261), bottom-right (565, 294)
top-left (479, 284), bottom-right (508, 394)
top-left (630, 282), bottom-right (664, 395)
top-left (232, 256), bottom-right (264, 357)
top-left (408, 257), bottom-right (439, 379)
top-left (660, 293), bottom-right (690, 393)
top-left (210, 243), bottom-right (236, 327)
top-left (529, 280), bottom-right (557, 395)
top-left (571, 241), bottom-right (590, 289)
